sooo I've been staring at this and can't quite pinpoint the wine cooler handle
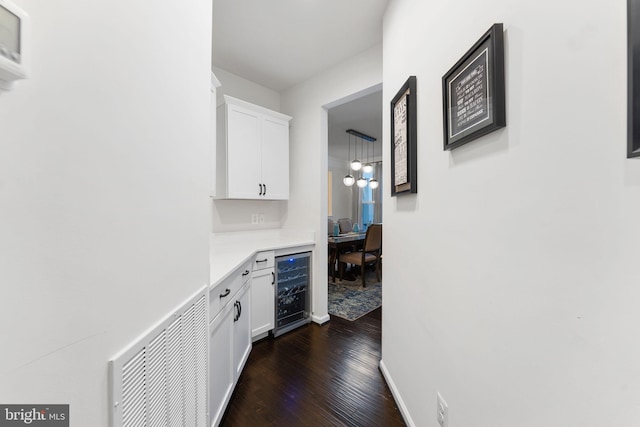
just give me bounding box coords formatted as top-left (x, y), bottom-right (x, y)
top-left (271, 271), bottom-right (275, 285)
top-left (220, 288), bottom-right (230, 299)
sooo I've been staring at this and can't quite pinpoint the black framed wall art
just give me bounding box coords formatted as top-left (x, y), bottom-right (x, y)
top-left (442, 23), bottom-right (506, 151)
top-left (629, 0), bottom-right (640, 158)
top-left (391, 76), bottom-right (417, 196)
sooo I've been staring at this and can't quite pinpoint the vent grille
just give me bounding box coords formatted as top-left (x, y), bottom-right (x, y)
top-left (110, 286), bottom-right (208, 427)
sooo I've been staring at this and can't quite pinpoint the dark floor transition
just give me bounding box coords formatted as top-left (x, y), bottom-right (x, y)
top-left (220, 307), bottom-right (406, 427)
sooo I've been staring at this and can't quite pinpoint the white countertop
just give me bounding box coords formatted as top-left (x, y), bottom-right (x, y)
top-left (209, 229), bottom-right (315, 288)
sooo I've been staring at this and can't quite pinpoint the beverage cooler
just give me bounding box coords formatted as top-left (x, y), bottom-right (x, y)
top-left (274, 252), bottom-right (311, 337)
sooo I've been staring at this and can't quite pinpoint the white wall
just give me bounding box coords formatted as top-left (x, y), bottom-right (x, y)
top-left (281, 44), bottom-right (382, 322)
top-left (213, 66), bottom-right (280, 111)
top-left (382, 1), bottom-right (640, 426)
top-left (328, 156), bottom-right (353, 221)
top-left (0, 1), bottom-right (211, 425)
top-left (211, 199), bottom-right (285, 232)
top-left (210, 67), bottom-right (285, 232)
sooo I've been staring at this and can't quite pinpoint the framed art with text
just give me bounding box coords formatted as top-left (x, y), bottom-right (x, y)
top-left (391, 76), bottom-right (417, 196)
top-left (442, 23), bottom-right (506, 151)
top-left (629, 0), bottom-right (640, 158)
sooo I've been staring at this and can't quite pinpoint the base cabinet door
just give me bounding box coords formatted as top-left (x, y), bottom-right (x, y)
top-left (208, 304), bottom-right (234, 427)
top-left (233, 283), bottom-right (252, 379)
top-left (251, 268), bottom-right (274, 338)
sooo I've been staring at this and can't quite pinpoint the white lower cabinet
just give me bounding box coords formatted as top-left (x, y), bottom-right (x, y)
top-left (208, 267), bottom-right (252, 427)
top-left (207, 245), bottom-right (312, 426)
top-left (233, 282), bottom-right (252, 378)
top-left (251, 251), bottom-right (275, 339)
top-left (251, 268), bottom-right (274, 338)
top-left (208, 303), bottom-right (234, 427)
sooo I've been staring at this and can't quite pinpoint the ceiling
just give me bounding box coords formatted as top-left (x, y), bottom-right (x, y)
top-left (212, 0), bottom-right (387, 161)
top-left (212, 0), bottom-right (389, 92)
top-left (327, 90), bottom-right (383, 161)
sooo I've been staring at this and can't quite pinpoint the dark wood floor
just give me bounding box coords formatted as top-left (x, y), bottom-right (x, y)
top-left (220, 308), bottom-right (406, 427)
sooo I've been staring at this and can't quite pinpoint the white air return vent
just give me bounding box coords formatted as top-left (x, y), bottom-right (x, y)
top-left (109, 286), bottom-right (208, 427)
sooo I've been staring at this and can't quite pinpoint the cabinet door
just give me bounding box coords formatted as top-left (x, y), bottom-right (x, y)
top-left (260, 116), bottom-right (289, 200)
top-left (209, 304), bottom-right (234, 427)
top-left (227, 104), bottom-right (261, 199)
top-left (233, 283), bottom-right (252, 380)
top-left (210, 84), bottom-right (217, 198)
top-left (251, 268), bottom-right (275, 338)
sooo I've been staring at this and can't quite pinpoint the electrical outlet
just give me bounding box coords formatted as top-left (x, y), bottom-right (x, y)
top-left (258, 213), bottom-right (265, 224)
top-left (437, 392), bottom-right (448, 427)
top-left (251, 214), bottom-right (258, 225)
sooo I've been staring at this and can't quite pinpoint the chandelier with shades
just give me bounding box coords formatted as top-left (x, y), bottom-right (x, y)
top-left (343, 129), bottom-right (378, 189)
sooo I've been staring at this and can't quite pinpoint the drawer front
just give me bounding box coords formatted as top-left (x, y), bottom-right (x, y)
top-left (253, 251), bottom-right (274, 271)
top-left (210, 261), bottom-right (251, 322)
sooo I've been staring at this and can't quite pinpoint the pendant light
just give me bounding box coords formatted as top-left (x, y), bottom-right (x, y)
top-left (344, 129), bottom-right (377, 187)
top-left (350, 132), bottom-right (361, 171)
top-left (368, 138), bottom-right (379, 189)
top-left (356, 134), bottom-right (367, 187)
top-left (363, 137), bottom-right (373, 173)
top-left (343, 133), bottom-right (355, 186)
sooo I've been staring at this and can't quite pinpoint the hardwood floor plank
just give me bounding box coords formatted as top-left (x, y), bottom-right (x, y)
top-left (220, 308), bottom-right (406, 427)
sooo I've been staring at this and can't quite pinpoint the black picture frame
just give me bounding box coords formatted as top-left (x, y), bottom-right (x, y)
top-left (390, 76), bottom-right (417, 196)
top-left (442, 23), bottom-right (506, 151)
top-left (629, 0), bottom-right (640, 158)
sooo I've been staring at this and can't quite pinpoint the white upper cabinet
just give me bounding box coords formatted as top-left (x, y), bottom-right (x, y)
top-left (226, 103), bottom-right (261, 199)
top-left (215, 95), bottom-right (291, 200)
top-left (210, 72), bottom-right (222, 198)
top-left (260, 116), bottom-right (290, 200)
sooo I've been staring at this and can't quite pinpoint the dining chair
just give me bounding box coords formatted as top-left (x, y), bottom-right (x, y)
top-left (337, 218), bottom-right (353, 234)
top-left (338, 223), bottom-right (382, 287)
top-left (328, 218), bottom-right (337, 279)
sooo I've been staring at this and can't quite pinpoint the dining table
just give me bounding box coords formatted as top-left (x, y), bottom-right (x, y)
top-left (327, 231), bottom-right (367, 282)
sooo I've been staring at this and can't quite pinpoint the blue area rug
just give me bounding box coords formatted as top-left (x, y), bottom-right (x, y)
top-left (328, 273), bottom-right (382, 321)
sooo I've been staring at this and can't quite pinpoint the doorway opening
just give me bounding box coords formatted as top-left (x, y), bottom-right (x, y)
top-left (325, 86), bottom-right (383, 320)
top-left (327, 89), bottom-right (383, 228)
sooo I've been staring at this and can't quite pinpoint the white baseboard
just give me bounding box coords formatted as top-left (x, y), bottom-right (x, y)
top-left (379, 358), bottom-right (415, 427)
top-left (311, 313), bottom-right (330, 324)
